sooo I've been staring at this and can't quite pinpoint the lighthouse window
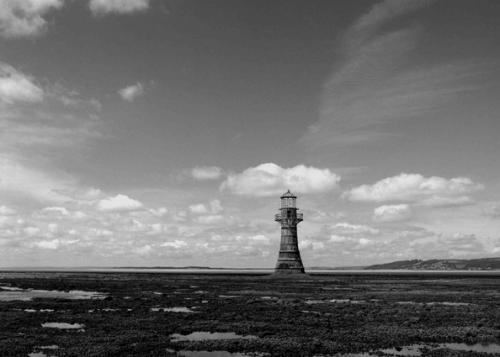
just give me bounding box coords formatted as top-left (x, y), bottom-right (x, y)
top-left (287, 209), bottom-right (292, 217)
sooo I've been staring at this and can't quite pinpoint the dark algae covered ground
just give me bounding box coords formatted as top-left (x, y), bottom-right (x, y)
top-left (1, 272), bottom-right (500, 356)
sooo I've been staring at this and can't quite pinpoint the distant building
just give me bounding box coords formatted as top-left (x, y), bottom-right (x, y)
top-left (274, 190), bottom-right (305, 274)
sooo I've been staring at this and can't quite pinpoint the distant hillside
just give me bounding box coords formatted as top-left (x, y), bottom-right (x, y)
top-left (366, 258), bottom-right (500, 270)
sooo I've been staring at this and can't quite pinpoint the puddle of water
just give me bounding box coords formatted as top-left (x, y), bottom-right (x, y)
top-left (39, 346), bottom-right (58, 350)
top-left (1, 286), bottom-right (23, 291)
top-left (378, 345), bottom-right (421, 356)
top-left (174, 351), bottom-right (265, 357)
top-left (42, 322), bottom-right (84, 330)
top-left (396, 301), bottom-right (471, 306)
top-left (306, 299), bottom-right (365, 305)
top-left (440, 342), bottom-right (500, 354)
top-left (24, 309), bottom-right (55, 313)
top-left (170, 332), bottom-right (257, 342)
top-left (0, 286), bottom-right (107, 301)
top-left (337, 342), bottom-right (500, 356)
top-left (428, 302), bottom-right (471, 306)
top-left (305, 300), bottom-right (325, 305)
top-left (27, 346), bottom-right (58, 357)
top-left (151, 307), bottom-right (195, 313)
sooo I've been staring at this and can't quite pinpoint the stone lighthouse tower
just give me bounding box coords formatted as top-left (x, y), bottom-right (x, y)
top-left (274, 190), bottom-right (305, 274)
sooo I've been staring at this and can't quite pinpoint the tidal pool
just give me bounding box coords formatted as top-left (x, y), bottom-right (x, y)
top-left (338, 342), bottom-right (500, 356)
top-left (151, 307), bottom-right (195, 313)
top-left (173, 352), bottom-right (265, 357)
top-left (0, 285), bottom-right (107, 301)
top-left (42, 322), bottom-right (85, 330)
top-left (170, 332), bottom-right (257, 342)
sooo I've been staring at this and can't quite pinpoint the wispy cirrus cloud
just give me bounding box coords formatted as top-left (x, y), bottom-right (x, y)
top-left (302, 0), bottom-right (481, 148)
top-left (0, 62), bottom-right (101, 204)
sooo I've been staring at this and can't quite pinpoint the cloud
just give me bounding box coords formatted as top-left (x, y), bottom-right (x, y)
top-left (97, 194), bottom-right (143, 212)
top-left (150, 207), bottom-right (168, 217)
top-left (350, 0), bottom-right (433, 40)
top-left (118, 82), bottom-right (144, 101)
top-left (0, 61), bottom-right (102, 205)
top-left (0, 206), bottom-right (16, 215)
top-left (373, 204), bottom-right (412, 222)
top-left (0, 62), bottom-right (44, 104)
top-left (0, 0), bottom-right (63, 38)
top-left (195, 214), bottom-right (224, 225)
top-left (188, 199), bottom-right (223, 215)
top-left (34, 239), bottom-right (60, 249)
top-left (301, 0), bottom-right (480, 148)
top-left (345, 173), bottom-right (483, 206)
top-left (161, 240), bottom-right (187, 249)
top-left (482, 204), bottom-right (500, 219)
top-left (135, 244), bottom-right (152, 255)
top-left (329, 234), bottom-right (349, 243)
top-left (89, 0), bottom-right (150, 16)
top-left (189, 203), bottom-right (209, 214)
top-left (221, 163), bottom-right (340, 197)
top-left (0, 155), bottom-right (76, 203)
top-left (191, 166), bottom-right (224, 181)
top-left (332, 222), bottom-right (379, 235)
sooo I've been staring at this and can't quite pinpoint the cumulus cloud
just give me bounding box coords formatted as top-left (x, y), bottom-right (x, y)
top-left (345, 173), bottom-right (483, 206)
top-left (373, 204), bottom-right (412, 222)
top-left (0, 0), bottom-right (63, 38)
top-left (332, 222), bottom-right (379, 235)
top-left (329, 234), bottom-right (349, 243)
top-left (97, 194), bottom-right (143, 212)
top-left (89, 0), bottom-right (150, 16)
top-left (482, 204), bottom-right (500, 219)
top-left (118, 82), bottom-right (144, 102)
top-left (195, 214), bottom-right (225, 225)
top-left (189, 203), bottom-right (209, 214)
top-left (161, 240), bottom-right (187, 249)
top-left (0, 205), bottom-right (16, 215)
top-left (209, 199), bottom-right (223, 214)
top-left (221, 163), bottom-right (340, 197)
top-left (42, 206), bottom-right (69, 216)
top-left (135, 244), bottom-right (152, 255)
top-left (188, 199), bottom-right (223, 215)
top-left (150, 207), bottom-right (168, 217)
top-left (191, 166), bottom-right (224, 181)
top-left (0, 62), bottom-right (44, 104)
top-left (34, 238), bottom-right (60, 249)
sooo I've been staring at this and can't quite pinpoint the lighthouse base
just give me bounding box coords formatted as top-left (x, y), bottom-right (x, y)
top-left (274, 253), bottom-right (305, 274)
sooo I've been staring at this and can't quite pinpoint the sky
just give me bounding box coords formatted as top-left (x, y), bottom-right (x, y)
top-left (0, 0), bottom-right (499, 267)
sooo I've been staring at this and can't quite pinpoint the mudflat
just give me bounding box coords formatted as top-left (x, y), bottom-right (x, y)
top-left (1, 271), bottom-right (500, 356)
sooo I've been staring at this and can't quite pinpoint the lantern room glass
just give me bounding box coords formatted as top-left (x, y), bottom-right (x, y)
top-left (281, 197), bottom-right (296, 208)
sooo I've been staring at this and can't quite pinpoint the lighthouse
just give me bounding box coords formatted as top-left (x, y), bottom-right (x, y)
top-left (274, 190), bottom-right (305, 274)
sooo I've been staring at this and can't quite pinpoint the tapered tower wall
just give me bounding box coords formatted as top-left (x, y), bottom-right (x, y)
top-left (274, 191), bottom-right (305, 274)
